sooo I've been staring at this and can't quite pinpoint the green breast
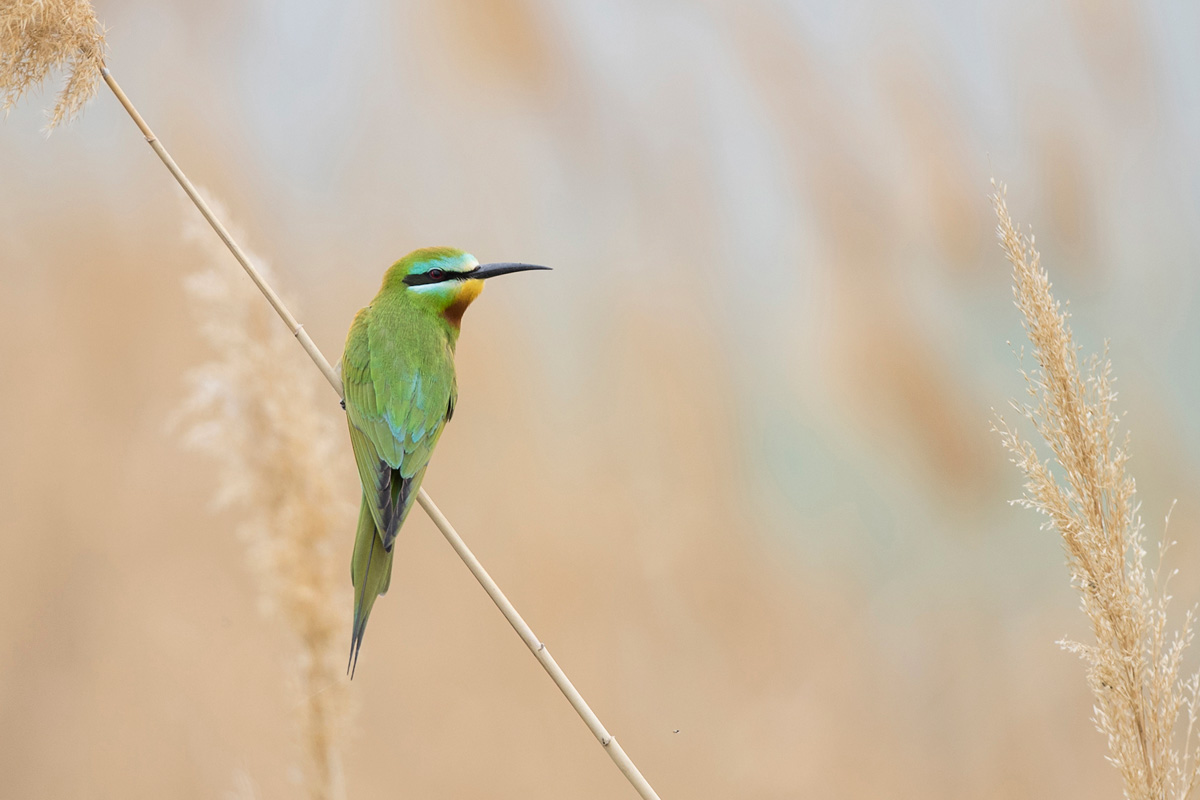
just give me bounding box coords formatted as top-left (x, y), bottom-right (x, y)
top-left (345, 300), bottom-right (458, 476)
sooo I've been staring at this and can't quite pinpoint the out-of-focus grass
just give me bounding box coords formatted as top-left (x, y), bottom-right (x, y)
top-left (174, 197), bottom-right (349, 800)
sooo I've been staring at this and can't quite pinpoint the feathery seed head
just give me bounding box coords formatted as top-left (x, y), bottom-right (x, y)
top-left (176, 194), bottom-right (350, 800)
top-left (0, 0), bottom-right (107, 129)
top-left (994, 181), bottom-right (1200, 800)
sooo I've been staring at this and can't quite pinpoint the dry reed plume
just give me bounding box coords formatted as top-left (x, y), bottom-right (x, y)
top-left (994, 183), bottom-right (1200, 799)
top-left (175, 197), bottom-right (350, 800)
top-left (0, 0), bottom-right (104, 128)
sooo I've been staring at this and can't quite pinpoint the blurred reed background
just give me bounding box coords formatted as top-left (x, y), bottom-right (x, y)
top-left (3, 0), bottom-right (1200, 797)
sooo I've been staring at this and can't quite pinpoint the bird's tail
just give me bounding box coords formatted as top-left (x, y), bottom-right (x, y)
top-left (348, 494), bottom-right (394, 678)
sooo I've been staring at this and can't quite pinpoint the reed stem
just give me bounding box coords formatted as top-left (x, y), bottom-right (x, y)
top-left (100, 66), bottom-right (661, 800)
top-left (415, 492), bottom-right (662, 800)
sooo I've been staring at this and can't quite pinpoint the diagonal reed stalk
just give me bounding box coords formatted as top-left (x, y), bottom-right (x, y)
top-left (100, 57), bottom-right (662, 800)
top-left (1, 3), bottom-right (661, 798)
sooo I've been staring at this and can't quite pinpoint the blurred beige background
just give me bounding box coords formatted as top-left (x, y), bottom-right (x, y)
top-left (4, 0), bottom-right (1200, 797)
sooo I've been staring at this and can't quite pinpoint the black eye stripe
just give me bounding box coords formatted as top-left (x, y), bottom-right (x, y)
top-left (402, 267), bottom-right (478, 286)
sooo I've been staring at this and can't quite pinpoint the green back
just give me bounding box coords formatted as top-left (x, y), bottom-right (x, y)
top-left (342, 290), bottom-right (458, 548)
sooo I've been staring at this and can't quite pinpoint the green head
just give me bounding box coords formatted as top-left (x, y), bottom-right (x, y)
top-left (380, 247), bottom-right (549, 328)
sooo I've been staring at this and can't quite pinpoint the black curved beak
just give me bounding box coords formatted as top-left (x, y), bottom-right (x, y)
top-left (470, 262), bottom-right (552, 280)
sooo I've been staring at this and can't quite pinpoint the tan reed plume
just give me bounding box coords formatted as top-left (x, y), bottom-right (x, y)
top-left (994, 182), bottom-right (1200, 800)
top-left (1, 4), bottom-right (663, 798)
top-left (0, 0), bottom-right (104, 128)
top-left (175, 196), bottom-right (349, 800)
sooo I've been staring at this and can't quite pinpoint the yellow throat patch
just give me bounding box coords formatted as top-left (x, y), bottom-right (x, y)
top-left (443, 279), bottom-right (484, 328)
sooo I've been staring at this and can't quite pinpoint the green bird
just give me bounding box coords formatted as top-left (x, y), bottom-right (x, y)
top-left (341, 247), bottom-right (548, 676)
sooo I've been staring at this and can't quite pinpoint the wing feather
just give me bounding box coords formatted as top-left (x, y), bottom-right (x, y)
top-left (342, 302), bottom-right (455, 550)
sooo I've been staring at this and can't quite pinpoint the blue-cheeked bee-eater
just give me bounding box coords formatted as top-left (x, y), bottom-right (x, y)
top-left (341, 247), bottom-right (549, 676)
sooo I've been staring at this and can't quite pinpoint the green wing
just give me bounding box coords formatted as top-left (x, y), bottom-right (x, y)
top-left (342, 305), bottom-right (455, 550)
top-left (342, 302), bottom-right (457, 675)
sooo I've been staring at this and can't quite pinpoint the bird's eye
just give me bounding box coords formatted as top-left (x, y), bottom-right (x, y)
top-left (427, 268), bottom-right (446, 281)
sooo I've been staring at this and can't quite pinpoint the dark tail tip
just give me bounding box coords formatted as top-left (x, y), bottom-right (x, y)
top-left (347, 620), bottom-right (364, 679)
top-left (347, 534), bottom-right (377, 680)
top-left (347, 592), bottom-right (368, 679)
